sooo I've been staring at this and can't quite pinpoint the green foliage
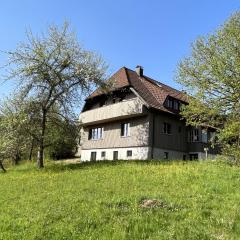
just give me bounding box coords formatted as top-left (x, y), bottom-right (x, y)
top-left (1, 160), bottom-right (240, 239)
top-left (176, 12), bottom-right (240, 161)
top-left (4, 21), bottom-right (108, 167)
top-left (46, 119), bottom-right (79, 159)
top-left (0, 97), bottom-right (31, 166)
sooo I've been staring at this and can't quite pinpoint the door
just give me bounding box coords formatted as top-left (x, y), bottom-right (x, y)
top-left (113, 151), bottom-right (118, 160)
top-left (90, 152), bottom-right (97, 161)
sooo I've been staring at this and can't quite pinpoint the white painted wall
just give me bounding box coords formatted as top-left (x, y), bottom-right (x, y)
top-left (81, 147), bottom-right (150, 161)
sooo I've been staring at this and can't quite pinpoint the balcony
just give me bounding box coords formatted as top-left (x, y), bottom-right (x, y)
top-left (79, 98), bottom-right (145, 125)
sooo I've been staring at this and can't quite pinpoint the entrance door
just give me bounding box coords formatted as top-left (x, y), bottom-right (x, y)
top-left (113, 151), bottom-right (118, 160)
top-left (90, 152), bottom-right (97, 161)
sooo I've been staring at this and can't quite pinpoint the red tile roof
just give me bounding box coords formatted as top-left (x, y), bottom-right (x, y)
top-left (87, 67), bottom-right (188, 114)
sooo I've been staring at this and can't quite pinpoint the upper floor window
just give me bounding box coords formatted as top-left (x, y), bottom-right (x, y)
top-left (121, 123), bottom-right (130, 137)
top-left (189, 128), bottom-right (199, 142)
top-left (163, 122), bottom-right (171, 134)
top-left (166, 97), bottom-right (181, 111)
top-left (173, 100), bottom-right (180, 110)
top-left (166, 98), bottom-right (173, 108)
top-left (201, 129), bottom-right (208, 143)
top-left (89, 127), bottom-right (104, 140)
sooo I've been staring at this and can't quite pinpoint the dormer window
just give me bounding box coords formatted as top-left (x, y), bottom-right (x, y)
top-left (173, 100), bottom-right (180, 110)
top-left (166, 97), bottom-right (181, 111)
top-left (166, 98), bottom-right (173, 108)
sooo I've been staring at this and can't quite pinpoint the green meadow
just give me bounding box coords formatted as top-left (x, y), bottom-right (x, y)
top-left (1, 160), bottom-right (240, 240)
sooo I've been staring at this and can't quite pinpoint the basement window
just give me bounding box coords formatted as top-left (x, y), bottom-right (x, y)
top-left (127, 150), bottom-right (132, 157)
top-left (101, 151), bottom-right (106, 158)
top-left (164, 152), bottom-right (169, 160)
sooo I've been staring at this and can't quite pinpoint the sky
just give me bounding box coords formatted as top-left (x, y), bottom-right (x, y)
top-left (0, 0), bottom-right (239, 110)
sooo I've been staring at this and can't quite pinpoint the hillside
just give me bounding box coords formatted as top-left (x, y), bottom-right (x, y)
top-left (1, 160), bottom-right (240, 240)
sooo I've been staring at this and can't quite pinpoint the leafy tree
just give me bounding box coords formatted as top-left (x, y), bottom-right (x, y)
top-left (4, 22), bottom-right (107, 168)
top-left (46, 118), bottom-right (80, 160)
top-left (0, 97), bottom-right (30, 167)
top-left (176, 12), bottom-right (240, 161)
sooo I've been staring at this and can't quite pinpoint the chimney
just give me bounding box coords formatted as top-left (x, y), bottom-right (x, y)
top-left (135, 65), bottom-right (144, 77)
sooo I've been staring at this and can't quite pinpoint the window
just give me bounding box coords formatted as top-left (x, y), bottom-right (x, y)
top-left (189, 128), bottom-right (199, 142)
top-left (190, 154), bottom-right (198, 160)
top-left (163, 122), bottom-right (171, 134)
top-left (89, 127), bottom-right (104, 140)
top-left (121, 123), bottom-right (130, 137)
top-left (101, 151), bottom-right (106, 158)
top-left (127, 150), bottom-right (132, 157)
top-left (164, 152), bottom-right (169, 160)
top-left (173, 100), bottom-right (180, 110)
top-left (166, 98), bottom-right (173, 108)
top-left (201, 129), bottom-right (208, 143)
top-left (166, 97), bottom-right (181, 110)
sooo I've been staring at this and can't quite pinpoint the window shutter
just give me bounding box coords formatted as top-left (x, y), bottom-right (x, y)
top-left (121, 123), bottom-right (124, 136)
top-left (88, 129), bottom-right (92, 140)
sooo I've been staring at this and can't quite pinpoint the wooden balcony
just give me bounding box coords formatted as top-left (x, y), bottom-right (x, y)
top-left (79, 98), bottom-right (144, 125)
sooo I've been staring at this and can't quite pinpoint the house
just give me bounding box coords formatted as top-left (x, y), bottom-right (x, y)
top-left (78, 66), bottom-right (218, 161)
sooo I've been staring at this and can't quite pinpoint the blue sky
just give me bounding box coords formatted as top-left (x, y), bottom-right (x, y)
top-left (0, 0), bottom-right (239, 108)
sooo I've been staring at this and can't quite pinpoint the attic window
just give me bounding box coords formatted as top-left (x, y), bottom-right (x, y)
top-left (166, 97), bottom-right (180, 110)
top-left (166, 98), bottom-right (173, 108)
top-left (173, 100), bottom-right (180, 110)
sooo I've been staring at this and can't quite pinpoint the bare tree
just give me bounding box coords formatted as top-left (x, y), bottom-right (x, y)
top-left (4, 22), bottom-right (108, 168)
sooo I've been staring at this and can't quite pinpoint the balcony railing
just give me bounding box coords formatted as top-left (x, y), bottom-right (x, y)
top-left (79, 98), bottom-right (144, 125)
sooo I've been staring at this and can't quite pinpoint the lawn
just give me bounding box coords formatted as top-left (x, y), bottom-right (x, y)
top-left (1, 160), bottom-right (240, 240)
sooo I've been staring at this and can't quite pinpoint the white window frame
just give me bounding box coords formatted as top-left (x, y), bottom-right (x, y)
top-left (121, 123), bottom-right (130, 137)
top-left (90, 127), bottom-right (104, 140)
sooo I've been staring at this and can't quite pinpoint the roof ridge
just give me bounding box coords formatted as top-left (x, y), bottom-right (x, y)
top-left (143, 75), bottom-right (182, 94)
top-left (125, 67), bottom-right (183, 95)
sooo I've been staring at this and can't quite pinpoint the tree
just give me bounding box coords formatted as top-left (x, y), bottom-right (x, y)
top-left (176, 12), bottom-right (240, 161)
top-left (0, 96), bottom-right (30, 166)
top-left (4, 22), bottom-right (107, 168)
top-left (45, 117), bottom-right (80, 160)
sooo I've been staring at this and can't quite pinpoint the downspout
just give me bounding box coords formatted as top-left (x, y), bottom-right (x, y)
top-left (151, 112), bottom-right (155, 159)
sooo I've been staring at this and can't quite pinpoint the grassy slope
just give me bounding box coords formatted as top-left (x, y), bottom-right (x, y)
top-left (1, 160), bottom-right (240, 240)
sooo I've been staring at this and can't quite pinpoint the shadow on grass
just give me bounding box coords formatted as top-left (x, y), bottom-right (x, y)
top-left (45, 159), bottom-right (191, 173)
top-left (4, 159), bottom-right (200, 174)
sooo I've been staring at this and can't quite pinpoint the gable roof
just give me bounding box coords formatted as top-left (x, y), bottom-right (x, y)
top-left (87, 67), bottom-right (188, 114)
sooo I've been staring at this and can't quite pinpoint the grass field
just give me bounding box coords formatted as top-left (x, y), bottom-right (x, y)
top-left (1, 159), bottom-right (240, 240)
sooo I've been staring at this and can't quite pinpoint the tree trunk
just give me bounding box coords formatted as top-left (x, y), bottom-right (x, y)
top-left (37, 110), bottom-right (46, 168)
top-left (12, 150), bottom-right (20, 165)
top-left (29, 139), bottom-right (34, 161)
top-left (0, 160), bottom-right (6, 172)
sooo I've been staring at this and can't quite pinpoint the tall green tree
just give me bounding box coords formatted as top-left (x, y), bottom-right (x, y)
top-left (4, 22), bottom-right (107, 168)
top-left (176, 12), bottom-right (240, 161)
